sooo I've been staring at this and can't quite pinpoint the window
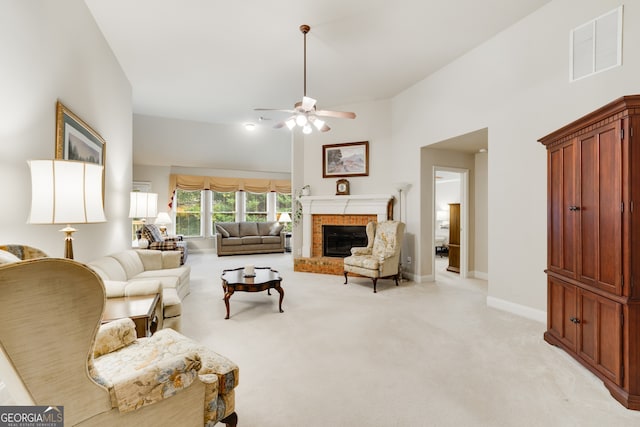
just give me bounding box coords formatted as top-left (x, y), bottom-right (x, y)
top-left (212, 191), bottom-right (236, 223)
top-left (245, 192), bottom-right (267, 222)
top-left (276, 193), bottom-right (292, 232)
top-left (570, 6), bottom-right (622, 81)
top-left (174, 189), bottom-right (292, 237)
top-left (175, 189), bottom-right (202, 237)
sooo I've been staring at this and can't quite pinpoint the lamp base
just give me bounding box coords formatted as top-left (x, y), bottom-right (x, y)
top-left (59, 225), bottom-right (77, 260)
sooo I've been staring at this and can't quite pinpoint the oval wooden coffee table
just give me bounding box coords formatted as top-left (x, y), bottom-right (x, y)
top-left (221, 267), bottom-right (284, 319)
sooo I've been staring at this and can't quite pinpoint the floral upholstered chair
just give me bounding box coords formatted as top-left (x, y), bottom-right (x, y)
top-left (343, 220), bottom-right (406, 293)
top-left (0, 258), bottom-right (237, 426)
top-left (141, 223), bottom-right (188, 264)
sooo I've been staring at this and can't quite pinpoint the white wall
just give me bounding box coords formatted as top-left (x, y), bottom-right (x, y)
top-left (0, 0), bottom-right (132, 262)
top-left (474, 152), bottom-right (488, 279)
top-left (289, 99), bottom-right (395, 255)
top-left (133, 114), bottom-right (291, 172)
top-left (392, 0), bottom-right (639, 314)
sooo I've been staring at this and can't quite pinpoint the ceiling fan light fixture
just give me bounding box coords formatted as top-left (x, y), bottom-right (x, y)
top-left (302, 124), bottom-right (312, 135)
top-left (312, 117), bottom-right (325, 130)
top-left (295, 114), bottom-right (308, 127)
top-left (285, 118), bottom-right (296, 130)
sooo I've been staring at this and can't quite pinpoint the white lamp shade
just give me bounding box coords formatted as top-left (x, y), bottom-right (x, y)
top-left (436, 210), bottom-right (449, 221)
top-left (155, 212), bottom-right (172, 225)
top-left (129, 192), bottom-right (158, 219)
top-left (28, 160), bottom-right (106, 224)
top-left (278, 212), bottom-right (292, 223)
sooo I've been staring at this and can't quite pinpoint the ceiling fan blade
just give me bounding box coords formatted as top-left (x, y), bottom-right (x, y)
top-left (315, 110), bottom-right (356, 119)
top-left (273, 121), bottom-right (285, 129)
top-left (320, 123), bottom-right (331, 132)
top-left (301, 96), bottom-right (317, 111)
top-left (254, 108), bottom-right (296, 114)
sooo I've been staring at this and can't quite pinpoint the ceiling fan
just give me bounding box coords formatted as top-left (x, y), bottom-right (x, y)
top-left (255, 24), bottom-right (356, 134)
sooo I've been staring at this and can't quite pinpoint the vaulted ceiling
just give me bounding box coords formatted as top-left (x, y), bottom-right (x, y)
top-left (85, 0), bottom-right (551, 128)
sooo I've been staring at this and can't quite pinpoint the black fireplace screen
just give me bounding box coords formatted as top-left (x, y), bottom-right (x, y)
top-left (322, 225), bottom-right (368, 257)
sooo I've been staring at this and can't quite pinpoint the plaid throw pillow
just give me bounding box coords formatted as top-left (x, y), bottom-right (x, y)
top-left (142, 224), bottom-right (164, 242)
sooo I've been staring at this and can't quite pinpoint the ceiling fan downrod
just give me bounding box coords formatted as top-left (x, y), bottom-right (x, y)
top-left (300, 24), bottom-right (310, 98)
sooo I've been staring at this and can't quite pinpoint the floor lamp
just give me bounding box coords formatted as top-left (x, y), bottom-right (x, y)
top-left (394, 182), bottom-right (411, 282)
top-left (28, 160), bottom-right (106, 259)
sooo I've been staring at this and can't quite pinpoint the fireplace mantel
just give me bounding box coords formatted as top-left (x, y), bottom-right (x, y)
top-left (299, 194), bottom-right (394, 257)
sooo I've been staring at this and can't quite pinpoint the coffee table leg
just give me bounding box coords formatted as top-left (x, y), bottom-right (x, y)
top-left (224, 289), bottom-right (234, 319)
top-left (275, 285), bottom-right (284, 313)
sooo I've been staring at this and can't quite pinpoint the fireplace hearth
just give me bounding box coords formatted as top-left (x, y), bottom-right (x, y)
top-left (322, 225), bottom-right (367, 257)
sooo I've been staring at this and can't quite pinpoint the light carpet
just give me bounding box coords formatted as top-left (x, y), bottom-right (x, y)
top-left (182, 252), bottom-right (640, 427)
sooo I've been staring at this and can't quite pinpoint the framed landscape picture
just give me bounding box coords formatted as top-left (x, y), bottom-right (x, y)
top-left (55, 101), bottom-right (105, 166)
top-left (322, 141), bottom-right (369, 178)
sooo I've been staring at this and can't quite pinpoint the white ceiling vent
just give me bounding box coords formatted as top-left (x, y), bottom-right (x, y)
top-left (570, 6), bottom-right (623, 82)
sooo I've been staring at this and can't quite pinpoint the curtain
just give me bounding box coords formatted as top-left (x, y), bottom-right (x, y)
top-left (168, 174), bottom-right (291, 207)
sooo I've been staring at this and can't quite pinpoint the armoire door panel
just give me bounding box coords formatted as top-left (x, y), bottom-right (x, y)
top-left (578, 289), bottom-right (622, 384)
top-left (578, 290), bottom-right (597, 365)
top-left (596, 125), bottom-right (622, 294)
top-left (579, 134), bottom-right (598, 284)
top-left (548, 142), bottom-right (577, 277)
top-left (578, 123), bottom-right (622, 295)
top-left (548, 277), bottom-right (577, 351)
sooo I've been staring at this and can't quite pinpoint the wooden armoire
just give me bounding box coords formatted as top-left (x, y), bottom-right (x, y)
top-left (539, 95), bottom-right (640, 410)
top-left (447, 203), bottom-right (461, 273)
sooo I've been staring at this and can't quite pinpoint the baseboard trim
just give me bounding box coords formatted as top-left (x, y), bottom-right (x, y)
top-left (189, 248), bottom-right (217, 254)
top-left (486, 296), bottom-right (546, 324)
top-left (470, 270), bottom-right (488, 280)
top-left (402, 272), bottom-right (433, 283)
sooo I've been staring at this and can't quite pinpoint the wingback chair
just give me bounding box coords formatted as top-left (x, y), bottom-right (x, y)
top-left (343, 220), bottom-right (406, 293)
top-left (0, 244), bottom-right (47, 260)
top-left (0, 258), bottom-right (237, 426)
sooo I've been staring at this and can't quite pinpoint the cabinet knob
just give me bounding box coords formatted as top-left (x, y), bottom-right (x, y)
top-left (569, 206), bottom-right (581, 211)
top-left (569, 316), bottom-right (581, 324)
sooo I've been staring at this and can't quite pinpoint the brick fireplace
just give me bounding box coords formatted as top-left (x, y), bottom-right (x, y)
top-left (294, 194), bottom-right (394, 275)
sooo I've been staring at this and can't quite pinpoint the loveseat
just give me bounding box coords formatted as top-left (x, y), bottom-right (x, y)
top-left (215, 221), bottom-right (285, 256)
top-left (88, 249), bottom-right (190, 331)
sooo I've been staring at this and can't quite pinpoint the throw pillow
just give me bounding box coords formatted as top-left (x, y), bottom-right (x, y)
top-left (269, 223), bottom-right (284, 236)
top-left (215, 224), bottom-right (230, 238)
top-left (143, 224), bottom-right (164, 242)
top-left (0, 249), bottom-right (20, 265)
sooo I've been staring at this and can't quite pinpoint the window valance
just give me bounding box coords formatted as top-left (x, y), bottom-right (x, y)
top-left (168, 174), bottom-right (291, 207)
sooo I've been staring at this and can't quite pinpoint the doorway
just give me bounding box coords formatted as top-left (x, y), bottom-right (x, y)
top-left (433, 168), bottom-right (468, 279)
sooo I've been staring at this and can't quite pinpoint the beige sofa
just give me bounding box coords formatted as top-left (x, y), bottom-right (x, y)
top-left (215, 221), bottom-right (285, 256)
top-left (88, 250), bottom-right (190, 331)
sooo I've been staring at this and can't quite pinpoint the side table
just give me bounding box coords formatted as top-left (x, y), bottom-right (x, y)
top-left (102, 293), bottom-right (161, 337)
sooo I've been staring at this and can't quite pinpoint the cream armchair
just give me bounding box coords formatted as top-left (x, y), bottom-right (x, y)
top-left (0, 258), bottom-right (238, 426)
top-left (343, 220), bottom-right (406, 293)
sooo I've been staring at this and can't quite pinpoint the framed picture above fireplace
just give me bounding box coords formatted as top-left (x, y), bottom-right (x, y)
top-left (322, 141), bottom-right (369, 178)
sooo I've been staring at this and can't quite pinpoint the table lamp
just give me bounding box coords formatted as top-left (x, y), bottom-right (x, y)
top-left (129, 192), bottom-right (158, 248)
top-left (28, 160), bottom-right (106, 259)
top-left (155, 212), bottom-right (172, 236)
top-left (278, 212), bottom-right (292, 231)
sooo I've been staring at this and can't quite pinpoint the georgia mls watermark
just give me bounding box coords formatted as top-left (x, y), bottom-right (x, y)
top-left (0, 406), bottom-right (63, 427)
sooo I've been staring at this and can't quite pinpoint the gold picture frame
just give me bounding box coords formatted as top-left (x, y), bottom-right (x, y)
top-left (55, 101), bottom-right (106, 166)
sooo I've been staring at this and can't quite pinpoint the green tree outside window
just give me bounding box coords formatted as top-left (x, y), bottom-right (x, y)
top-left (175, 189), bottom-right (201, 237)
